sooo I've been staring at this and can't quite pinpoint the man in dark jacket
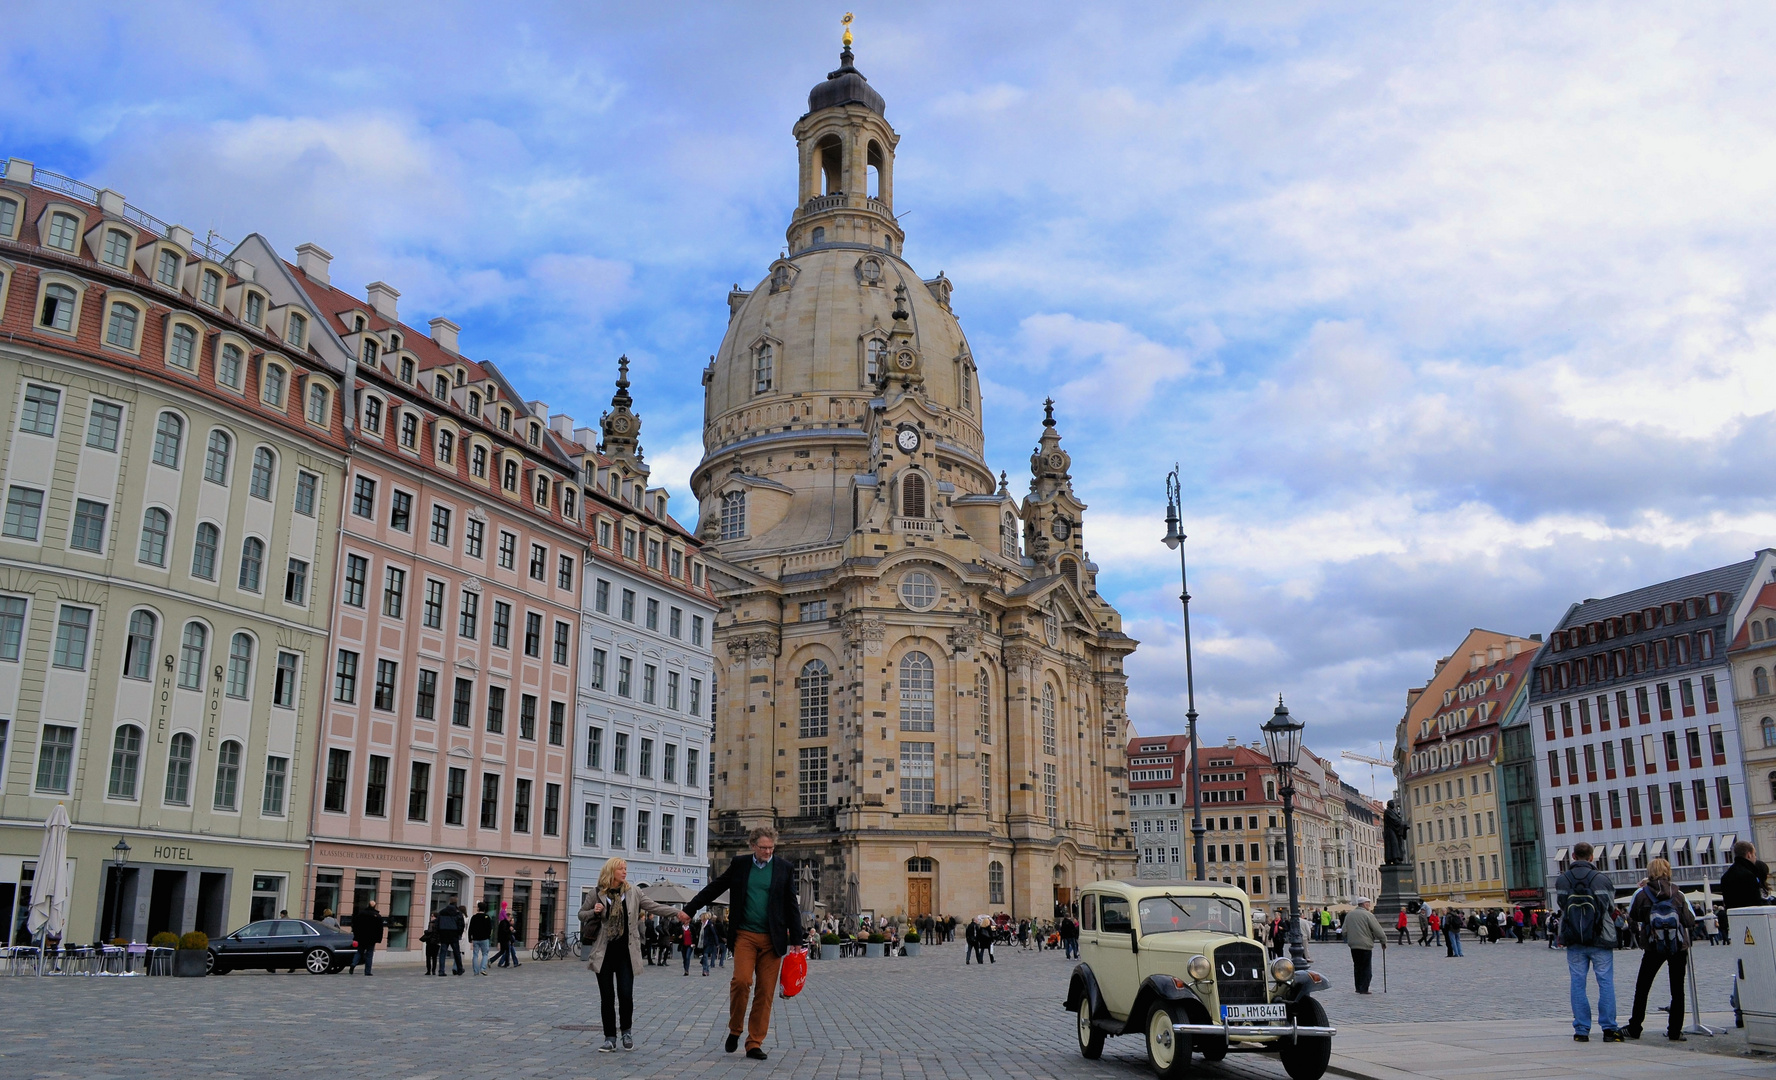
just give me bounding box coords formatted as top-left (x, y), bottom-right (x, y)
top-left (436, 898), bottom-right (465, 976)
top-left (1059, 914), bottom-right (1080, 959)
top-left (681, 826), bottom-right (803, 1062)
top-left (1720, 841), bottom-right (1761, 935)
top-left (469, 902), bottom-right (493, 976)
top-left (351, 900), bottom-right (384, 976)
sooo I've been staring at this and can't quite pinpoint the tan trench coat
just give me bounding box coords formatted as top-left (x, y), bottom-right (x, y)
top-left (580, 884), bottom-right (682, 972)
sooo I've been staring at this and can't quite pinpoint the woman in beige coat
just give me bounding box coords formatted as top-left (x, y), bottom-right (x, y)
top-left (581, 858), bottom-right (684, 1052)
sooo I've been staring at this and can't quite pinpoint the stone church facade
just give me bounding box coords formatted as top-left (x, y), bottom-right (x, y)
top-left (691, 47), bottom-right (1137, 922)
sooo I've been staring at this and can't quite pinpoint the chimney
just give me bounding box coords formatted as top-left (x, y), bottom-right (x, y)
top-left (96, 189), bottom-right (126, 217)
top-left (4, 159), bottom-right (34, 185)
top-left (366, 281), bottom-right (400, 321)
top-left (1469, 650), bottom-right (1484, 672)
top-left (1487, 644), bottom-right (1503, 665)
top-left (527, 400), bottom-right (549, 419)
top-left (233, 259), bottom-right (256, 283)
top-left (550, 415), bottom-right (575, 439)
top-left (429, 317), bottom-right (460, 355)
top-left (166, 224), bottom-right (194, 251)
top-left (296, 243), bottom-right (332, 285)
top-left (574, 426), bottom-right (598, 448)
top-left (1226, 736), bottom-right (1238, 747)
top-left (1506, 639), bottom-right (1522, 659)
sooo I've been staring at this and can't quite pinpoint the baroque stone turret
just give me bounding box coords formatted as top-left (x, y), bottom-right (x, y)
top-left (599, 355), bottom-right (646, 477)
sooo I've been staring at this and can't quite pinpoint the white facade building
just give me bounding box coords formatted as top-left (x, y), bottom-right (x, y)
top-left (565, 365), bottom-right (719, 911)
top-left (1530, 554), bottom-right (1771, 894)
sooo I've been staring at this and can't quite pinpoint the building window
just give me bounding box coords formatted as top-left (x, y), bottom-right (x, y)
top-left (667, 671), bottom-right (680, 710)
top-left (524, 612), bottom-right (542, 657)
top-left (453, 678), bottom-right (473, 727)
top-left (163, 732), bottom-right (194, 804)
top-left (382, 567), bottom-right (405, 618)
top-left (558, 554), bottom-right (573, 591)
top-left (444, 766), bottom-right (464, 825)
top-left (492, 601), bottom-right (511, 649)
top-left (352, 476), bottom-right (377, 518)
top-left (1042, 683), bottom-right (1057, 756)
top-left (799, 660), bottom-right (831, 738)
top-left (424, 580), bottom-right (445, 629)
top-left (263, 365), bottom-right (286, 408)
top-left (38, 282), bottom-right (76, 332)
top-left (486, 688), bottom-right (506, 735)
top-left (286, 312), bottom-right (306, 348)
top-left (52, 605), bottom-right (92, 670)
top-left (459, 590), bottom-right (478, 638)
top-left (274, 652), bottom-right (300, 709)
top-left (430, 504), bottom-right (451, 545)
top-left (513, 778), bottom-right (532, 833)
top-left (3, 486), bottom-right (44, 541)
top-left (720, 492), bottom-right (746, 540)
top-left (498, 531), bottom-right (516, 569)
top-left (333, 649), bottom-right (359, 703)
top-left (519, 695), bottom-right (537, 740)
top-left (587, 726), bottom-right (603, 769)
top-left (83, 399), bottom-right (123, 453)
top-left (343, 555), bottom-right (368, 607)
top-left (480, 774), bottom-right (500, 830)
top-left (244, 292), bottom-right (264, 327)
top-left (284, 558), bottom-right (309, 605)
top-left (754, 342), bottom-right (773, 393)
top-left (1044, 762), bottom-right (1059, 827)
top-left (373, 659), bottom-right (398, 712)
top-left (46, 211), bottom-right (79, 251)
top-left (553, 622), bottom-right (570, 664)
top-left (263, 756), bottom-right (288, 816)
top-left (199, 268), bottom-right (222, 307)
top-left (121, 610), bottom-right (157, 680)
top-left (216, 343), bottom-right (245, 389)
top-left (323, 748), bottom-right (350, 813)
top-left (137, 508), bottom-right (172, 564)
top-left (549, 701), bottom-right (565, 746)
top-left (67, 499), bottom-right (107, 554)
top-left (203, 430), bottom-right (232, 485)
top-left (899, 571), bottom-right (937, 610)
top-left (529, 544), bottom-right (547, 581)
top-left (406, 762), bottom-right (430, 822)
top-left (390, 491), bottom-right (412, 532)
top-left (306, 384), bottom-right (330, 426)
top-left (466, 520), bottom-right (484, 558)
top-left (590, 649), bottom-right (607, 691)
top-left (645, 598), bottom-right (659, 630)
top-left (902, 472), bottom-right (927, 518)
top-left (900, 742), bottom-right (935, 813)
top-left (543, 783), bottom-right (561, 837)
top-left (400, 413), bottom-right (418, 449)
top-left (105, 302), bottom-right (140, 350)
top-left (250, 448), bottom-right (276, 500)
top-left (108, 725), bottom-right (142, 800)
top-left (168, 323), bottom-right (198, 369)
top-left (800, 746), bottom-right (828, 814)
top-left (19, 384), bottom-right (60, 438)
top-left (988, 861), bottom-right (1005, 905)
top-left (415, 669), bottom-right (437, 719)
top-left (614, 732), bottom-right (629, 773)
top-left (214, 740), bottom-right (242, 811)
top-left (226, 634), bottom-right (254, 699)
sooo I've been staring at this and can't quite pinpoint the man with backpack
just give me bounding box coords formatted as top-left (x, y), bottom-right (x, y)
top-left (1555, 841), bottom-right (1624, 1041)
top-left (1624, 856), bottom-right (1697, 1041)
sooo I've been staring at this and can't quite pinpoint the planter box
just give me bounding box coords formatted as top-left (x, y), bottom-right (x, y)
top-left (173, 949), bottom-right (209, 978)
top-left (904, 942), bottom-right (921, 957)
top-left (864, 942), bottom-right (884, 958)
top-left (820, 944), bottom-right (840, 961)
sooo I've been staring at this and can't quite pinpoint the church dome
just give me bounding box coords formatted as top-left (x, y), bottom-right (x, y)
top-left (807, 48), bottom-right (885, 117)
top-left (703, 244), bottom-right (976, 456)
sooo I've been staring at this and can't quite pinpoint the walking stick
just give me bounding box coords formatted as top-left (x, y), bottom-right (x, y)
top-left (1381, 945), bottom-right (1387, 993)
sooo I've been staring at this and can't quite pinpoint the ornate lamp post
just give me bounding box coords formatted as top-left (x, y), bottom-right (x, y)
top-left (542, 866), bottom-right (558, 938)
top-left (1162, 466), bottom-right (1206, 881)
top-left (1262, 697), bottom-right (1308, 965)
top-left (106, 837), bottom-right (130, 942)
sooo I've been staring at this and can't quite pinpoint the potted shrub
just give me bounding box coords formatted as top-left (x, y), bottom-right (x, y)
top-left (864, 932), bottom-right (886, 958)
top-left (147, 932), bottom-right (178, 976)
top-left (174, 931), bottom-right (209, 977)
top-left (820, 932), bottom-right (841, 961)
top-left (903, 929), bottom-right (921, 957)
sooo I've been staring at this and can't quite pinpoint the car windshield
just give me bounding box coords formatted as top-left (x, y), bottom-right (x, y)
top-left (1137, 894), bottom-right (1245, 936)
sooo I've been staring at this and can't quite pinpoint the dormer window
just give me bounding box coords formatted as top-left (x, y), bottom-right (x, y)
top-left (438, 430), bottom-right (454, 464)
top-left (363, 397), bottom-right (383, 434)
top-left (656, 495), bottom-right (667, 518)
top-left (353, 315), bottom-right (366, 333)
top-left (218, 344), bottom-right (244, 389)
top-left (399, 357), bottom-right (414, 383)
top-left (361, 337), bottom-right (378, 365)
top-left (454, 367), bottom-right (466, 388)
top-left (502, 458), bottom-right (518, 492)
top-left (563, 487), bottom-right (576, 517)
top-left (199, 269), bottom-right (222, 308)
top-left (243, 292), bottom-right (263, 327)
top-left (286, 312), bottom-right (307, 349)
top-left (499, 407), bottom-right (511, 431)
top-left (535, 474), bottom-right (549, 506)
top-left (901, 472), bottom-right (927, 518)
top-left (467, 391), bottom-right (481, 416)
top-left (754, 342), bottom-right (774, 394)
top-left (167, 323), bottom-right (198, 370)
top-left (388, 332), bottom-right (400, 352)
top-left (263, 364), bottom-right (287, 408)
top-left (39, 283), bottom-right (76, 332)
top-left (306, 383), bottom-right (330, 426)
top-left (719, 492), bottom-right (746, 540)
top-left (101, 228), bottom-right (132, 268)
top-left (47, 211), bottom-right (79, 251)
top-left (528, 422), bottom-right (540, 446)
top-left (866, 339), bottom-right (885, 382)
top-left (155, 250), bottom-right (181, 288)
top-left (104, 300), bottom-right (141, 351)
top-left (399, 412), bottom-right (418, 450)
top-left (471, 444), bottom-right (487, 478)
top-left (0, 196), bottom-right (17, 239)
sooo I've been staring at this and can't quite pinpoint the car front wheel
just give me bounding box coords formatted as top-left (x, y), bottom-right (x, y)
top-left (1279, 995), bottom-right (1332, 1080)
top-left (1077, 999), bottom-right (1105, 1060)
top-left (1145, 1002), bottom-right (1192, 1079)
top-left (304, 948), bottom-right (332, 974)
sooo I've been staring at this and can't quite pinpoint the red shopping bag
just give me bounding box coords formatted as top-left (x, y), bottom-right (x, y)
top-left (779, 946), bottom-right (808, 998)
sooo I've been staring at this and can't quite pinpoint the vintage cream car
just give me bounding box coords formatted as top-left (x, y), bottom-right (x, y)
top-left (1063, 880), bottom-right (1335, 1079)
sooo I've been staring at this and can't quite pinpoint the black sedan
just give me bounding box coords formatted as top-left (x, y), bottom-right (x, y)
top-left (208, 919), bottom-right (358, 975)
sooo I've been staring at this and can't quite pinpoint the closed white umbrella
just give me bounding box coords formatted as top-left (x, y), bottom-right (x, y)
top-left (27, 804), bottom-right (72, 973)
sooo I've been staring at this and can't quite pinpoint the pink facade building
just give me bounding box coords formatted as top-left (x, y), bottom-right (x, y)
top-left (292, 252), bottom-right (582, 950)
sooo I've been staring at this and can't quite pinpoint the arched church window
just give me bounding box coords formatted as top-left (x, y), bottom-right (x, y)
top-left (799, 660), bottom-right (830, 739)
top-left (1001, 515), bottom-right (1018, 560)
top-left (866, 339), bottom-right (885, 382)
top-left (719, 492), bottom-right (746, 541)
top-left (1758, 667), bottom-right (1771, 697)
top-left (963, 364), bottom-right (973, 410)
top-left (1044, 607), bottom-right (1059, 647)
top-left (1763, 716), bottom-right (1775, 748)
top-left (811, 227), bottom-right (825, 245)
top-left (977, 670), bottom-right (992, 744)
top-left (899, 652), bottom-right (935, 731)
top-left (902, 472), bottom-right (927, 518)
top-left (1756, 622), bottom-right (1767, 642)
top-left (1041, 683), bottom-right (1057, 756)
top-left (867, 140), bottom-right (885, 200)
top-left (817, 135), bottom-right (843, 196)
top-left (753, 342), bottom-right (773, 394)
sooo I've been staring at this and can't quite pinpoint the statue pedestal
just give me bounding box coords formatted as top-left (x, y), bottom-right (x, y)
top-left (1375, 864), bottom-right (1421, 917)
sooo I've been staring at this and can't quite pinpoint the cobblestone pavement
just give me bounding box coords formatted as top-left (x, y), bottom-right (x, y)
top-left (0, 938), bottom-right (1761, 1079)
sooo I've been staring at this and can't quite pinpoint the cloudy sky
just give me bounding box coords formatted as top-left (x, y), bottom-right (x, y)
top-left (9, 2), bottom-right (1775, 797)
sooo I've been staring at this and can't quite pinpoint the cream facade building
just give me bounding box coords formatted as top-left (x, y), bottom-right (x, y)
top-left (1728, 571), bottom-right (1776, 858)
top-left (691, 48), bottom-right (1137, 921)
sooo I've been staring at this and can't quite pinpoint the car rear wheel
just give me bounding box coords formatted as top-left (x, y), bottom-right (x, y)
top-left (304, 948), bottom-right (332, 974)
top-left (1077, 999), bottom-right (1105, 1060)
top-left (1145, 1002), bottom-right (1192, 1079)
top-left (1280, 995), bottom-right (1331, 1080)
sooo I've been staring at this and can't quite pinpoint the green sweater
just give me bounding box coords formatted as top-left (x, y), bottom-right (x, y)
top-left (739, 860), bottom-right (772, 933)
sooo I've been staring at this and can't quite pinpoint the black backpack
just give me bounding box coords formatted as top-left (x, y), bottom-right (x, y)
top-left (1560, 867), bottom-right (1605, 946)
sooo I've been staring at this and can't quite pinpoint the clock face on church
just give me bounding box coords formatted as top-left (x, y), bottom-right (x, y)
top-left (896, 428), bottom-right (920, 453)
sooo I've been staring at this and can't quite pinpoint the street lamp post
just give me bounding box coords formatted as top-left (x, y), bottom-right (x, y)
top-left (1162, 466), bottom-right (1206, 882)
top-left (106, 837), bottom-right (131, 942)
top-left (1262, 697), bottom-right (1309, 966)
top-left (543, 867), bottom-right (558, 938)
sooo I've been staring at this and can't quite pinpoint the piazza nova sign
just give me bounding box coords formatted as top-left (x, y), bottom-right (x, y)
top-left (1406, 670), bottom-right (1512, 778)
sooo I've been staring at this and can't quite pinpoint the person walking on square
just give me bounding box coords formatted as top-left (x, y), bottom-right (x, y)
top-left (470, 901), bottom-right (493, 976)
top-left (1060, 913), bottom-right (1080, 959)
top-left (496, 906), bottom-right (520, 968)
top-left (1625, 857), bottom-right (1697, 1041)
top-left (1344, 897), bottom-right (1386, 994)
top-left (1443, 909), bottom-right (1463, 957)
top-left (586, 857), bottom-right (685, 1053)
top-left (681, 826), bottom-right (804, 1062)
top-left (1394, 909), bottom-right (1410, 946)
top-left (680, 917), bottom-right (696, 975)
top-left (1417, 907), bottom-right (1431, 946)
top-left (435, 898), bottom-right (465, 976)
top-left (700, 914), bottom-right (721, 976)
top-left (351, 899), bottom-right (384, 976)
top-left (422, 913), bottom-right (440, 975)
top-left (1556, 841), bottom-right (1624, 1042)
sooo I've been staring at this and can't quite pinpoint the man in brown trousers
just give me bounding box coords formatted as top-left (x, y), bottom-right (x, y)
top-left (681, 826), bottom-right (804, 1061)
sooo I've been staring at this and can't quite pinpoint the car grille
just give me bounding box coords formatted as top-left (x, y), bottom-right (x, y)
top-left (1213, 942), bottom-right (1268, 1007)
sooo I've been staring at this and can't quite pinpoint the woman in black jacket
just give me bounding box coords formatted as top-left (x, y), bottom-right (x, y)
top-left (1625, 858), bottom-right (1698, 1040)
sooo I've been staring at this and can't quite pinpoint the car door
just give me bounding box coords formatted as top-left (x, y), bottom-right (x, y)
top-left (270, 920), bottom-right (313, 967)
top-left (223, 921), bottom-right (275, 965)
top-left (1094, 894), bottom-right (1141, 1021)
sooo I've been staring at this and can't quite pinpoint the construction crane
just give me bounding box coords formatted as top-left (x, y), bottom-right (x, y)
top-left (1340, 744), bottom-right (1394, 800)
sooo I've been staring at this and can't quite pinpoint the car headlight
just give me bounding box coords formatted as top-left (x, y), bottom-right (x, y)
top-left (1270, 957), bottom-right (1295, 983)
top-left (1187, 954), bottom-right (1212, 981)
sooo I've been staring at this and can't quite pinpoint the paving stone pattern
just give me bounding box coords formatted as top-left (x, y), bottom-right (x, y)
top-left (0, 938), bottom-right (1755, 1079)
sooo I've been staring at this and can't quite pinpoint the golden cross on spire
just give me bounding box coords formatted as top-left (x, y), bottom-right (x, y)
top-left (842, 12), bottom-right (854, 48)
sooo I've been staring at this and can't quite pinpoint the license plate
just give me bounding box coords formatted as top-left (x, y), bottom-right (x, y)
top-left (1222, 1004), bottom-right (1287, 1022)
